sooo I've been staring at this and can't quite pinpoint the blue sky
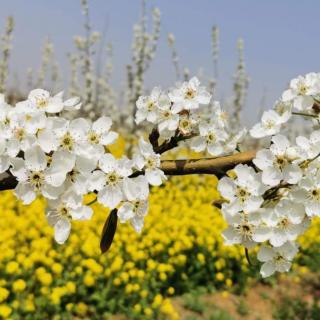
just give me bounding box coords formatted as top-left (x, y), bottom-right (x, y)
top-left (1, 0), bottom-right (320, 124)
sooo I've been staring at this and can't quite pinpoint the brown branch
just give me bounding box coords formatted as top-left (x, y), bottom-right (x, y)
top-left (160, 150), bottom-right (256, 178)
top-left (0, 172), bottom-right (17, 191)
top-left (0, 151), bottom-right (257, 192)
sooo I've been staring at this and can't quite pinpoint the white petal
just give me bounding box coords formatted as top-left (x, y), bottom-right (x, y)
top-left (260, 261), bottom-right (276, 278)
top-left (25, 146), bottom-right (47, 172)
top-left (92, 116), bottom-right (112, 134)
top-left (15, 183), bottom-right (36, 204)
top-left (98, 185), bottom-right (123, 209)
top-left (99, 153), bottom-right (117, 173)
top-left (54, 217), bottom-right (71, 244)
top-left (117, 202), bottom-right (135, 223)
top-left (71, 206), bottom-right (93, 220)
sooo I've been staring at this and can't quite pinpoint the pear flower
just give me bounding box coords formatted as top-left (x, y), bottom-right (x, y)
top-left (296, 130), bottom-right (320, 160)
top-left (282, 73), bottom-right (318, 111)
top-left (291, 171), bottom-right (320, 217)
top-left (157, 102), bottom-right (179, 133)
top-left (135, 87), bottom-right (164, 124)
top-left (253, 135), bottom-right (302, 186)
top-left (257, 242), bottom-right (299, 278)
top-left (134, 139), bottom-right (166, 186)
top-left (218, 164), bottom-right (266, 214)
top-left (90, 154), bottom-right (133, 209)
top-left (37, 117), bottom-right (89, 154)
top-left (250, 110), bottom-right (284, 138)
top-left (169, 77), bottom-right (211, 112)
top-left (117, 176), bottom-right (150, 232)
top-left (190, 121), bottom-right (228, 156)
top-left (46, 191), bottom-right (93, 244)
top-left (222, 210), bottom-right (271, 248)
top-left (262, 200), bottom-right (306, 247)
top-left (27, 89), bottom-right (65, 113)
top-left (82, 116), bottom-right (118, 159)
top-left (10, 146), bottom-right (67, 204)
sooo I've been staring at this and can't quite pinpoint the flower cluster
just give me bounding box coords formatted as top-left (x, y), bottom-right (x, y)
top-left (0, 89), bottom-right (167, 244)
top-left (219, 72), bottom-right (320, 277)
top-left (1, 73), bottom-right (320, 281)
top-left (250, 72), bottom-right (320, 138)
top-left (136, 77), bottom-right (246, 156)
top-left (0, 77), bottom-right (245, 247)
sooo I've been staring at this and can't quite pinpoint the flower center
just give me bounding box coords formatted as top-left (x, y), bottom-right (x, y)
top-left (15, 128), bottom-right (25, 141)
top-left (265, 120), bottom-right (275, 129)
top-left (58, 205), bottom-right (72, 219)
top-left (88, 131), bottom-right (100, 144)
top-left (145, 157), bottom-right (157, 169)
top-left (106, 172), bottom-right (120, 186)
top-left (60, 132), bottom-right (75, 151)
top-left (29, 171), bottom-right (44, 190)
top-left (236, 187), bottom-right (249, 202)
top-left (236, 222), bottom-right (253, 239)
top-left (206, 132), bottom-right (216, 143)
top-left (298, 83), bottom-right (307, 95)
top-left (147, 101), bottom-right (155, 111)
top-left (278, 217), bottom-right (289, 229)
top-left (185, 88), bottom-right (196, 100)
top-left (274, 156), bottom-right (288, 170)
top-left (310, 188), bottom-right (320, 201)
top-left (162, 110), bottom-right (171, 119)
top-left (36, 98), bottom-right (48, 108)
top-left (68, 169), bottom-right (79, 182)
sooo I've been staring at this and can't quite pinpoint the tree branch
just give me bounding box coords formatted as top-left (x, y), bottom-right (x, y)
top-left (0, 151), bottom-right (257, 192)
top-left (160, 150), bottom-right (256, 178)
top-left (0, 172), bottom-right (18, 191)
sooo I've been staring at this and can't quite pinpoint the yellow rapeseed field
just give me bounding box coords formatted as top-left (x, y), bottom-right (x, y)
top-left (0, 169), bottom-right (319, 319)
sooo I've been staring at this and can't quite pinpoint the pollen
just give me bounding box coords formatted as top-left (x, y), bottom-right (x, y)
top-left (106, 172), bottom-right (120, 186)
top-left (184, 88), bottom-right (196, 100)
top-left (36, 98), bottom-right (48, 108)
top-left (29, 171), bottom-right (44, 190)
top-left (60, 132), bottom-right (75, 151)
top-left (88, 131), bottom-right (100, 144)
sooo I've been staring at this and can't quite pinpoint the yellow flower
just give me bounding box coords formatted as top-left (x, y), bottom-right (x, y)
top-left (66, 281), bottom-right (76, 294)
top-left (133, 304), bottom-right (142, 313)
top-left (83, 273), bottom-right (95, 287)
top-left (38, 273), bottom-right (52, 286)
top-left (144, 307), bottom-right (153, 317)
top-left (6, 261), bottom-right (19, 274)
top-left (216, 272), bottom-right (225, 281)
top-left (140, 289), bottom-right (148, 298)
top-left (167, 287), bottom-right (175, 295)
top-left (0, 288), bottom-right (9, 303)
top-left (0, 304), bottom-right (12, 318)
top-left (52, 263), bottom-right (63, 274)
top-left (113, 278), bottom-right (121, 286)
top-left (159, 272), bottom-right (167, 281)
top-left (197, 253), bottom-right (205, 264)
top-left (76, 302), bottom-right (88, 316)
top-left (160, 299), bottom-right (179, 320)
top-left (225, 278), bottom-right (233, 287)
top-left (12, 279), bottom-right (26, 292)
top-left (66, 303), bottom-right (74, 311)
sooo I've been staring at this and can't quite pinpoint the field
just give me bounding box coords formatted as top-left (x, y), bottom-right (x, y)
top-left (1, 172), bottom-right (320, 319)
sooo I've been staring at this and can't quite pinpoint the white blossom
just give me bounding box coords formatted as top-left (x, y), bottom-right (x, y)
top-left (134, 138), bottom-right (166, 186)
top-left (169, 77), bottom-right (211, 112)
top-left (257, 242), bottom-right (299, 278)
top-left (253, 135), bottom-right (302, 186)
